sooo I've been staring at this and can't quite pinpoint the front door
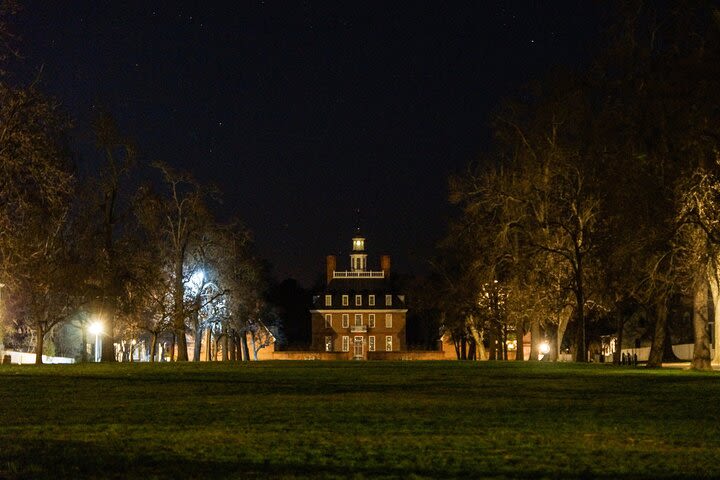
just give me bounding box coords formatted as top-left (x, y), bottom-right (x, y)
top-left (353, 336), bottom-right (364, 359)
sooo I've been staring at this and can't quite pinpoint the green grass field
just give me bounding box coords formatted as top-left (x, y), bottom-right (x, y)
top-left (1, 361), bottom-right (719, 479)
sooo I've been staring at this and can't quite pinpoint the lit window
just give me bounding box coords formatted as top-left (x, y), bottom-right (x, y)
top-left (325, 314), bottom-right (332, 328)
top-left (385, 336), bottom-right (392, 351)
top-left (342, 314), bottom-right (349, 328)
top-left (342, 295), bottom-right (349, 306)
top-left (369, 295), bottom-right (375, 306)
top-left (325, 295), bottom-right (332, 306)
top-left (369, 336), bottom-right (376, 351)
top-left (325, 336), bottom-right (333, 352)
top-left (355, 314), bottom-right (362, 326)
top-left (369, 314), bottom-right (375, 328)
top-left (386, 294), bottom-right (392, 306)
top-left (385, 313), bottom-right (392, 328)
top-left (355, 294), bottom-right (362, 306)
top-left (342, 336), bottom-right (349, 352)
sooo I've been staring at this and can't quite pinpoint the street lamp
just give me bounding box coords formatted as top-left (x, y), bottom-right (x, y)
top-left (89, 321), bottom-right (103, 362)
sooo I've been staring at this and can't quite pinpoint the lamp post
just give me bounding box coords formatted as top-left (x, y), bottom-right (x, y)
top-left (89, 322), bottom-right (103, 362)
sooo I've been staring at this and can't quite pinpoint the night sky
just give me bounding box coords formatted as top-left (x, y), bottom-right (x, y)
top-left (13, 1), bottom-right (600, 286)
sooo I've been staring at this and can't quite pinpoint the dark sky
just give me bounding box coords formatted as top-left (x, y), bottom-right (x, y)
top-left (13, 1), bottom-right (600, 286)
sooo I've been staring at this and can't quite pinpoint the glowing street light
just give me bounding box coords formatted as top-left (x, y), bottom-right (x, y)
top-left (89, 321), bottom-right (103, 362)
top-left (539, 341), bottom-right (551, 360)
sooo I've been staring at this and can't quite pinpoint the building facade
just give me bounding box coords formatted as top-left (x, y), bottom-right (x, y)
top-left (310, 235), bottom-right (408, 359)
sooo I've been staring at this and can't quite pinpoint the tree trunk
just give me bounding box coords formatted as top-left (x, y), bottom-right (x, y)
top-left (467, 321), bottom-right (486, 361)
top-left (150, 333), bottom-right (158, 362)
top-left (230, 334), bottom-right (237, 361)
top-left (573, 290), bottom-right (586, 362)
top-left (193, 325), bottom-right (202, 362)
top-left (529, 318), bottom-right (541, 361)
top-left (647, 300), bottom-right (667, 368)
top-left (515, 319), bottom-right (525, 361)
top-left (556, 306), bottom-right (573, 360)
top-left (240, 331), bottom-right (250, 362)
top-left (169, 332), bottom-right (176, 362)
top-left (460, 336), bottom-right (467, 360)
top-left (709, 269), bottom-right (720, 365)
top-left (35, 326), bottom-right (45, 365)
top-left (223, 330), bottom-right (229, 362)
top-left (613, 310), bottom-right (624, 365)
top-left (174, 249), bottom-right (189, 361)
top-left (100, 303), bottom-right (116, 362)
top-left (175, 326), bottom-right (188, 362)
top-left (80, 322), bottom-right (88, 363)
top-left (692, 281), bottom-right (712, 371)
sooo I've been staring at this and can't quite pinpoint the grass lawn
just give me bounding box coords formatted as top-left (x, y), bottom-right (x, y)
top-left (1, 361), bottom-right (719, 479)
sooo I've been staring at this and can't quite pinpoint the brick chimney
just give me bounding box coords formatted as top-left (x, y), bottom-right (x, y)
top-left (381, 255), bottom-right (391, 277)
top-left (326, 255), bottom-right (337, 284)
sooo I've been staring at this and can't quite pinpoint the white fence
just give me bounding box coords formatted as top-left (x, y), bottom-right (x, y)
top-left (1, 350), bottom-right (75, 365)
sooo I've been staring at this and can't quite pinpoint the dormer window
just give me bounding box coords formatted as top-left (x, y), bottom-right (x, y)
top-left (369, 295), bottom-right (375, 306)
top-left (325, 295), bottom-right (332, 306)
top-left (355, 295), bottom-right (362, 306)
top-left (386, 294), bottom-right (392, 306)
top-left (342, 295), bottom-right (349, 306)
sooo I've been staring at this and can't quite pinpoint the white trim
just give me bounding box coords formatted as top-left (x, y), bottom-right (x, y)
top-left (342, 314), bottom-right (349, 328)
top-left (369, 313), bottom-right (375, 328)
top-left (385, 336), bottom-right (392, 351)
top-left (369, 295), bottom-right (375, 306)
top-left (324, 314), bottom-right (332, 328)
top-left (369, 336), bottom-right (376, 351)
top-left (342, 336), bottom-right (349, 352)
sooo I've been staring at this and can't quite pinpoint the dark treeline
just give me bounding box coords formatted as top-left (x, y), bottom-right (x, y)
top-left (431, 2), bottom-right (720, 368)
top-left (0, 2), bottom-right (279, 363)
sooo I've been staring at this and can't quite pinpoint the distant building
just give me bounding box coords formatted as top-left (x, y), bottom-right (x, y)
top-left (309, 235), bottom-right (408, 359)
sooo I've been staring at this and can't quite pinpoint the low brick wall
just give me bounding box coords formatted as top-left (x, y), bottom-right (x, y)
top-left (367, 351), bottom-right (448, 361)
top-left (272, 351), bottom-right (351, 360)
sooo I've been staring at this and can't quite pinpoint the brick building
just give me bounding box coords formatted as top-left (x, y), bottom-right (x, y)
top-left (309, 235), bottom-right (408, 359)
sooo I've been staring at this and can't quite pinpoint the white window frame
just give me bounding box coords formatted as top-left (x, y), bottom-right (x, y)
top-left (369, 295), bottom-right (375, 306)
top-left (355, 313), bottom-right (362, 326)
top-left (385, 336), bottom-right (392, 351)
top-left (325, 336), bottom-right (333, 352)
top-left (369, 313), bottom-right (375, 328)
top-left (369, 336), bottom-right (375, 351)
top-left (355, 294), bottom-right (362, 306)
top-left (342, 295), bottom-right (349, 306)
top-left (325, 294), bottom-right (332, 306)
top-left (342, 336), bottom-right (349, 352)
top-left (386, 294), bottom-right (392, 306)
top-left (385, 313), bottom-right (392, 328)
top-left (324, 314), bottom-right (332, 328)
top-left (342, 314), bottom-right (349, 328)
